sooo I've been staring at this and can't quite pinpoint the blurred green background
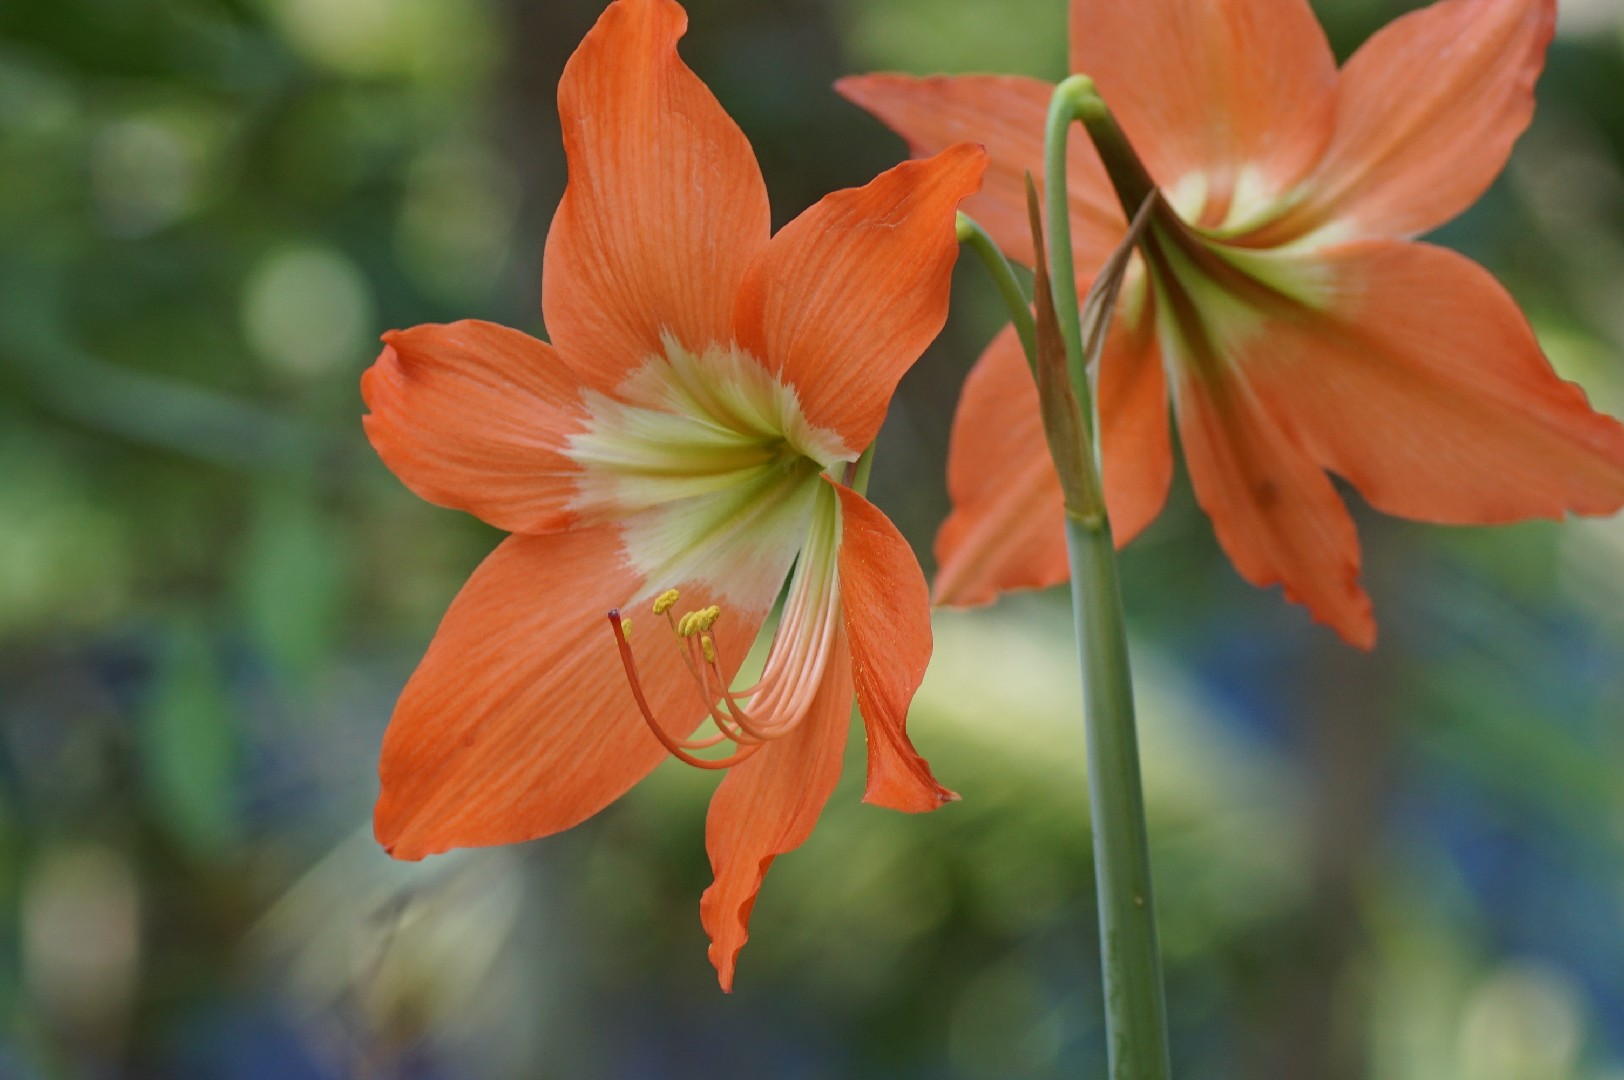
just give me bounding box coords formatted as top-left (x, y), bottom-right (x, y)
top-left (3, 0), bottom-right (1624, 1076)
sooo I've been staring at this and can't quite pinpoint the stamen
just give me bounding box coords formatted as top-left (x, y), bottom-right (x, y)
top-left (606, 610), bottom-right (763, 770)
top-left (687, 635), bottom-right (759, 745)
top-left (698, 636), bottom-right (781, 743)
top-left (676, 605), bottom-right (720, 638)
top-left (655, 608), bottom-right (759, 741)
top-left (612, 608), bottom-right (730, 749)
top-left (713, 587), bottom-right (837, 741)
top-left (606, 492), bottom-right (842, 772)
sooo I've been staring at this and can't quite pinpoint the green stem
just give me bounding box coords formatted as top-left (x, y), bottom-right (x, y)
top-left (849, 444), bottom-right (875, 497)
top-left (1066, 513), bottom-right (1170, 1080)
top-left (956, 212), bottom-right (1037, 369)
top-left (1045, 76), bottom-right (1173, 1080)
top-left (1070, 80), bottom-right (1158, 219)
top-left (1044, 75), bottom-right (1097, 418)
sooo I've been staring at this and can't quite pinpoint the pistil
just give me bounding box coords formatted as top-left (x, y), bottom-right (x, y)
top-left (608, 608), bottom-right (764, 769)
top-left (605, 486), bottom-right (844, 770)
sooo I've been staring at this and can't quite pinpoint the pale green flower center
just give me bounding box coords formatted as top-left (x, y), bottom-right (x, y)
top-left (566, 335), bottom-right (851, 607)
top-left (1125, 184), bottom-right (1341, 383)
top-left (606, 484), bottom-right (843, 769)
top-left (592, 387), bottom-right (848, 770)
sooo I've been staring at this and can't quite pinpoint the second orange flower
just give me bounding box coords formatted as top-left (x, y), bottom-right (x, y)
top-left (843, 0), bottom-right (1624, 647)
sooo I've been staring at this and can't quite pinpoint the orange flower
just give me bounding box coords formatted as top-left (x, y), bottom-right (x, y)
top-left (840, 0), bottom-right (1624, 647)
top-left (362, 0), bottom-right (984, 989)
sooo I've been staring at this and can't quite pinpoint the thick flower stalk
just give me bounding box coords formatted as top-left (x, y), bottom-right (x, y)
top-left (362, 0), bottom-right (985, 990)
top-left (842, 0), bottom-right (1624, 647)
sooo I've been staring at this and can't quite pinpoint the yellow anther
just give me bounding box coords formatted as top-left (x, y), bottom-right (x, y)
top-left (652, 589), bottom-right (681, 616)
top-left (619, 617), bottom-right (631, 638)
top-left (700, 634), bottom-right (716, 664)
top-left (677, 605), bottom-right (722, 637)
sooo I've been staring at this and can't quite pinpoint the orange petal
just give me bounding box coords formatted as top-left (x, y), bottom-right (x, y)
top-left (1290, 0), bottom-right (1555, 240)
top-left (733, 144), bottom-right (987, 452)
top-left (700, 630), bottom-right (852, 992)
top-left (1098, 294), bottom-right (1174, 546)
top-left (1175, 368), bottom-right (1375, 649)
top-left (933, 326), bottom-right (1068, 607)
top-left (835, 74), bottom-right (1122, 271)
top-left (541, 0), bottom-right (769, 379)
top-left (1248, 240), bottom-right (1624, 523)
top-left (833, 481), bottom-right (956, 813)
top-left (374, 525), bottom-right (769, 860)
top-left (1070, 0), bottom-right (1336, 197)
top-left (362, 321), bottom-right (588, 535)
top-left (931, 310), bottom-right (1170, 607)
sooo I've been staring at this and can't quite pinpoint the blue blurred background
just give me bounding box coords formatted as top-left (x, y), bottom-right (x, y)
top-left (2, 0), bottom-right (1623, 1076)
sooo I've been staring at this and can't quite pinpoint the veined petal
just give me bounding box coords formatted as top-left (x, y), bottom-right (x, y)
top-left (700, 629), bottom-right (852, 992)
top-left (1173, 365), bottom-right (1374, 649)
top-left (833, 481), bottom-right (955, 813)
top-left (1098, 282), bottom-right (1174, 546)
top-left (835, 74), bottom-right (1122, 272)
top-left (733, 145), bottom-right (987, 451)
top-left (542, 0), bottom-right (769, 382)
top-left (1147, 221), bottom-right (1374, 645)
top-left (933, 326), bottom-right (1068, 608)
top-left (362, 321), bottom-right (587, 535)
top-left (1247, 240), bottom-right (1624, 522)
top-left (1288, 0), bottom-right (1554, 242)
top-left (931, 307), bottom-right (1170, 608)
top-left (1070, 0), bottom-right (1336, 201)
top-left (375, 526), bottom-right (769, 860)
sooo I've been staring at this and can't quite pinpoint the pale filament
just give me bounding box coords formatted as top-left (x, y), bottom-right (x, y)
top-left (708, 575), bottom-right (837, 741)
top-left (680, 626), bottom-right (757, 745)
top-left (607, 529), bottom-right (841, 770)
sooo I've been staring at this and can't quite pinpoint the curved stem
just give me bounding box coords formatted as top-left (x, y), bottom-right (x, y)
top-left (1071, 80), bottom-right (1158, 220)
top-left (1045, 76), bottom-right (1097, 418)
top-left (1044, 75), bottom-right (1173, 1080)
top-left (956, 212), bottom-right (1038, 369)
top-left (848, 444), bottom-right (875, 496)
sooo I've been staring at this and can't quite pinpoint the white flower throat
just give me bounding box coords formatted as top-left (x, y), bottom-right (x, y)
top-left (568, 336), bottom-right (853, 768)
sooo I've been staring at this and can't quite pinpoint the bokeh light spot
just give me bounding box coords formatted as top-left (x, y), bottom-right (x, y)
top-left (243, 245), bottom-right (375, 379)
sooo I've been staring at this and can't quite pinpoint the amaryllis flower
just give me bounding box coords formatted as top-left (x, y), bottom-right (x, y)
top-left (362, 0), bottom-right (984, 988)
top-left (840, 0), bottom-right (1624, 646)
